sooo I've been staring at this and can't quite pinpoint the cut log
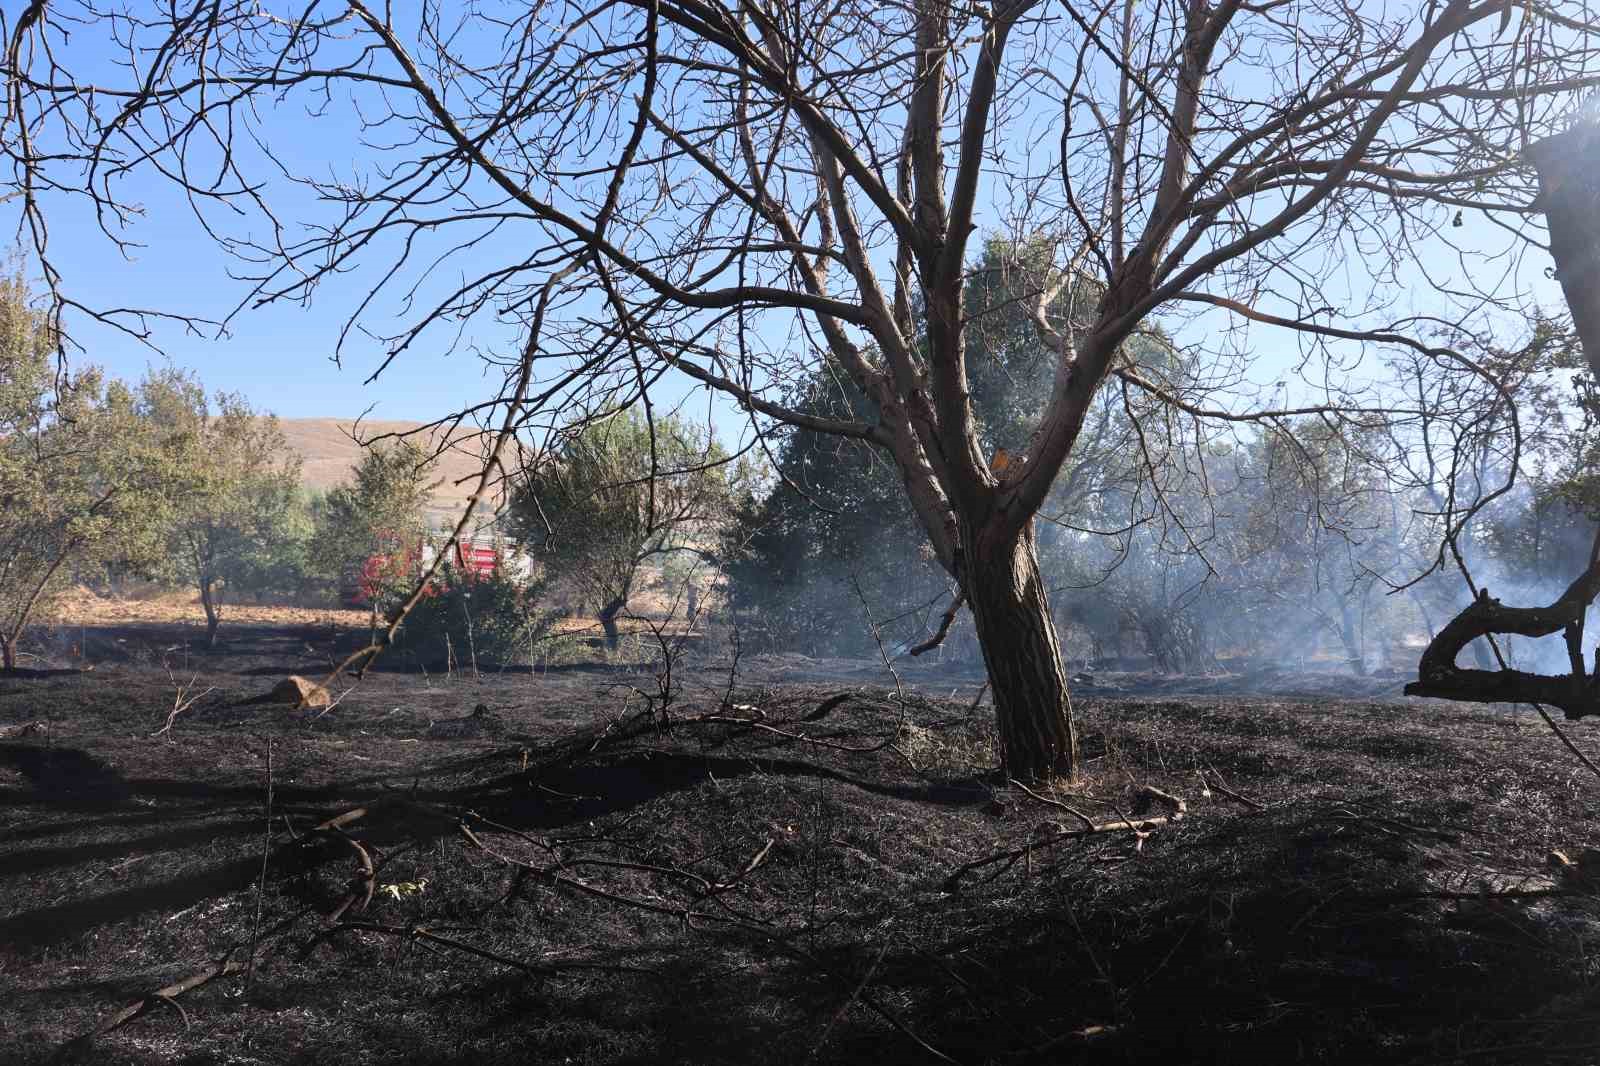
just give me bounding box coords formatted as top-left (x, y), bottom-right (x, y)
top-left (267, 675), bottom-right (333, 711)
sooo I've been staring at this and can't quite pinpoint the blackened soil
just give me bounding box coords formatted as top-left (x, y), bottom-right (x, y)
top-left (2, 624), bottom-right (1600, 1065)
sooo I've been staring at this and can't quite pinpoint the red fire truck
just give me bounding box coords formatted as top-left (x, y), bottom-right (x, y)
top-left (342, 534), bottom-right (520, 607)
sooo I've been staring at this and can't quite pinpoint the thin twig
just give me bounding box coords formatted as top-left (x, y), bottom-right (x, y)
top-left (1202, 767), bottom-right (1267, 811)
top-left (945, 815), bottom-right (1173, 893)
top-left (320, 921), bottom-right (654, 978)
top-left (850, 572), bottom-right (904, 703)
top-left (1009, 778), bottom-right (1096, 830)
top-left (246, 736), bottom-right (274, 992)
top-left (807, 937), bottom-right (892, 1061)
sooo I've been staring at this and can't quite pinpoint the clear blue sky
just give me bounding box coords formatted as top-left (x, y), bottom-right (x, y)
top-left (11, 184), bottom-right (540, 423)
top-left (3, 9), bottom-right (1567, 433)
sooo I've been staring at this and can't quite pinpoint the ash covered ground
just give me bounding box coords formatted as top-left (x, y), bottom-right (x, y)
top-left (3, 621), bottom-right (1600, 1065)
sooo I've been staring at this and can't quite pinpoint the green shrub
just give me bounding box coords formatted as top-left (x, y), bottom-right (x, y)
top-left (392, 564), bottom-right (553, 669)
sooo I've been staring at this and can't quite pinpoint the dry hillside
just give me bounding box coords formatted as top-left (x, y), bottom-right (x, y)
top-left (277, 417), bottom-right (522, 527)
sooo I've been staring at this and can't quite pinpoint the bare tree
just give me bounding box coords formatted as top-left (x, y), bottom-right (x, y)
top-left (4, 0), bottom-right (1598, 777)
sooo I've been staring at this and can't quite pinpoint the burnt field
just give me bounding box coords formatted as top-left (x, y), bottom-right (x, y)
top-left (3, 623), bottom-right (1600, 1065)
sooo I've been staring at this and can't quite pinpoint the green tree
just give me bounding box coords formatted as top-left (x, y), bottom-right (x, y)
top-left (725, 241), bottom-right (1147, 659)
top-left (0, 274), bottom-right (177, 670)
top-left (308, 439), bottom-right (437, 609)
top-left (510, 411), bottom-right (742, 649)
top-left (138, 369), bottom-right (308, 645)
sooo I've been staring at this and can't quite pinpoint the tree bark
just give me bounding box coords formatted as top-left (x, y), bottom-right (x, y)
top-left (1, 634), bottom-right (15, 672)
top-left (1337, 599), bottom-right (1365, 676)
top-left (1404, 578), bottom-right (1600, 719)
top-left (963, 518), bottom-right (1078, 781)
top-left (598, 596), bottom-right (625, 650)
top-left (200, 575), bottom-right (221, 648)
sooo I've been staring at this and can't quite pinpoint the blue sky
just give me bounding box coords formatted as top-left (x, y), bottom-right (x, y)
top-left (3, 5), bottom-right (1570, 437)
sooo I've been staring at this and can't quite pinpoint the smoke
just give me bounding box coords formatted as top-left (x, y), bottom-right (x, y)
top-left (1453, 482), bottom-right (1600, 675)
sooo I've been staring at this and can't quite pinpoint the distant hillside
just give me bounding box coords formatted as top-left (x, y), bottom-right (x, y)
top-left (276, 418), bottom-right (522, 530)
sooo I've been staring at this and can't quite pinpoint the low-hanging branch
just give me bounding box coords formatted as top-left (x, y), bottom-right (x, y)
top-left (1409, 123), bottom-right (1600, 721)
top-left (1404, 565), bottom-right (1600, 719)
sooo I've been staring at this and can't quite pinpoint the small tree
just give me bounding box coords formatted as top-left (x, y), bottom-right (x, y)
top-left (0, 274), bottom-right (175, 669)
top-left (139, 370), bottom-right (306, 645)
top-left (308, 439), bottom-right (437, 609)
top-left (510, 411), bottom-right (740, 649)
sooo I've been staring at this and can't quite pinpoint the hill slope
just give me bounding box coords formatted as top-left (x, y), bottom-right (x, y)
top-left (277, 417), bottom-right (520, 528)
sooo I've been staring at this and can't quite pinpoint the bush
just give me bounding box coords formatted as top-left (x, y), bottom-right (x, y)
top-left (391, 564), bottom-right (553, 669)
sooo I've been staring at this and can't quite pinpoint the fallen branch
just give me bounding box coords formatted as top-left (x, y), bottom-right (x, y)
top-left (323, 831), bottom-right (376, 924)
top-left (703, 837), bottom-right (776, 897)
top-left (1008, 778), bottom-right (1095, 830)
top-left (88, 957), bottom-right (244, 1037)
top-left (944, 814), bottom-right (1175, 893)
top-left (801, 692), bottom-right (852, 722)
top-left (771, 936), bottom-right (963, 1066)
top-left (807, 938), bottom-right (892, 1062)
top-left (1132, 785), bottom-right (1187, 819)
top-left (316, 920), bottom-right (653, 978)
top-left (67, 908), bottom-right (313, 1051)
top-left (684, 713), bottom-right (898, 753)
top-left (247, 737), bottom-right (274, 991)
top-left (1201, 768), bottom-right (1267, 811)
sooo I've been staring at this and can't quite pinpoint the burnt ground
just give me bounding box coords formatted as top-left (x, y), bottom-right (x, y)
top-left (3, 623), bottom-right (1600, 1065)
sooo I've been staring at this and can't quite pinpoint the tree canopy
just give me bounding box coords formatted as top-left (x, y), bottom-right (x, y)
top-left (138, 369), bottom-right (307, 645)
top-left (510, 409), bottom-right (743, 648)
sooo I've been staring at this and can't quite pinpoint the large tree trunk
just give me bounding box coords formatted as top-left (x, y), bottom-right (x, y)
top-left (1, 634), bottom-right (15, 672)
top-left (964, 519), bottom-right (1078, 781)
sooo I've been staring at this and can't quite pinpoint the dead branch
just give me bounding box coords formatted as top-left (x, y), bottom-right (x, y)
top-left (683, 713), bottom-right (899, 754)
top-left (150, 663), bottom-right (215, 738)
top-left (807, 938), bottom-right (892, 1062)
top-left (1008, 778), bottom-right (1096, 830)
top-left (247, 736), bottom-right (273, 992)
top-left (703, 838), bottom-right (777, 897)
top-left (457, 822), bottom-right (690, 920)
top-left (323, 831), bottom-right (376, 925)
top-left (86, 957), bottom-right (244, 1038)
top-left (944, 814), bottom-right (1175, 893)
top-left (68, 907), bottom-right (313, 1051)
top-left (1409, 127), bottom-right (1600, 722)
top-left (849, 573), bottom-right (905, 702)
top-left (909, 588), bottom-right (965, 657)
top-left (316, 920), bottom-right (654, 978)
top-left (1404, 579), bottom-right (1600, 719)
top-left (770, 938), bottom-right (963, 1066)
top-left (1132, 785), bottom-right (1188, 819)
top-left (802, 693), bottom-right (853, 722)
top-left (1200, 769), bottom-right (1267, 812)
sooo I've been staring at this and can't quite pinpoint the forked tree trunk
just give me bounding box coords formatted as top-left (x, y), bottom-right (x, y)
top-left (963, 519), bottom-right (1078, 781)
